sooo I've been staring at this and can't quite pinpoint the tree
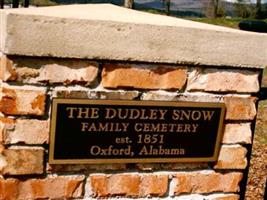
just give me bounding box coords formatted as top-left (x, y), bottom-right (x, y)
top-left (234, 0), bottom-right (254, 18)
top-left (124, 0), bottom-right (134, 9)
top-left (256, 0), bottom-right (262, 18)
top-left (212, 0), bottom-right (220, 18)
top-left (162, 0), bottom-right (171, 15)
top-left (12, 0), bottom-right (19, 8)
top-left (24, 0), bottom-right (29, 7)
top-left (206, 0), bottom-right (221, 18)
top-left (0, 0), bottom-right (4, 9)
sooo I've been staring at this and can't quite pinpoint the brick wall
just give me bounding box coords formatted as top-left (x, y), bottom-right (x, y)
top-left (0, 55), bottom-right (261, 200)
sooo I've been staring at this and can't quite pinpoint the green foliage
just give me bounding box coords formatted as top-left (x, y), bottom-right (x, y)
top-left (31, 0), bottom-right (57, 6)
top-left (234, 2), bottom-right (255, 18)
top-left (204, 0), bottom-right (226, 18)
top-left (262, 67), bottom-right (267, 87)
top-left (53, 0), bottom-right (123, 5)
top-left (216, 6), bottom-right (226, 17)
top-left (142, 9), bottom-right (167, 15)
top-left (259, 4), bottom-right (267, 19)
top-left (4, 0), bottom-right (16, 4)
top-left (3, 0), bottom-right (57, 6)
top-left (186, 17), bottom-right (243, 29)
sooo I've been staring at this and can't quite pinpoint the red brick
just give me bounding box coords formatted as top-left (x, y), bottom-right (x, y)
top-left (0, 117), bottom-right (15, 124)
top-left (212, 194), bottom-right (240, 200)
top-left (140, 174), bottom-right (168, 197)
top-left (89, 174), bottom-right (141, 197)
top-left (0, 55), bottom-right (17, 81)
top-left (0, 176), bottom-right (84, 200)
top-left (3, 119), bottom-right (49, 144)
top-left (0, 117), bottom-right (15, 143)
top-left (1, 147), bottom-right (44, 175)
top-left (1, 56), bottom-right (99, 85)
top-left (0, 85), bottom-right (46, 116)
top-left (34, 61), bottom-right (98, 85)
top-left (214, 145), bottom-right (247, 169)
top-left (1, 176), bottom-right (84, 199)
top-left (90, 175), bottom-right (108, 197)
top-left (172, 171), bottom-right (243, 195)
top-left (224, 96), bottom-right (257, 120)
top-left (0, 178), bottom-right (19, 200)
top-left (0, 123), bottom-right (4, 143)
top-left (107, 174), bottom-right (140, 197)
top-left (222, 123), bottom-right (252, 144)
top-left (187, 68), bottom-right (259, 93)
top-left (101, 63), bottom-right (187, 90)
top-left (18, 176), bottom-right (84, 199)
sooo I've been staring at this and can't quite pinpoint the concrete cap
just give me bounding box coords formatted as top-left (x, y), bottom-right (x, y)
top-left (1, 4), bottom-right (267, 68)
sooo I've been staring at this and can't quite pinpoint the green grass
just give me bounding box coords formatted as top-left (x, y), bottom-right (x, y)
top-left (186, 18), bottom-right (267, 29)
top-left (138, 8), bottom-right (168, 16)
top-left (31, 0), bottom-right (57, 6)
top-left (143, 9), bottom-right (267, 29)
top-left (143, 10), bottom-right (244, 29)
top-left (262, 68), bottom-right (267, 87)
top-left (255, 100), bottom-right (267, 144)
top-left (185, 17), bottom-right (244, 29)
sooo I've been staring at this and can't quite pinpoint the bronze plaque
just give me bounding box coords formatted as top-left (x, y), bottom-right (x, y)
top-left (49, 99), bottom-right (225, 164)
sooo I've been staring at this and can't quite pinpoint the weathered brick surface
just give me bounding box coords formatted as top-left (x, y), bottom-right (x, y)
top-left (222, 123), bottom-right (252, 144)
top-left (0, 176), bottom-right (84, 200)
top-left (224, 96), bottom-right (257, 120)
top-left (2, 119), bottom-right (49, 144)
top-left (140, 174), bottom-right (168, 197)
top-left (90, 175), bottom-right (109, 197)
top-left (18, 176), bottom-right (84, 199)
top-left (89, 174), bottom-right (141, 197)
top-left (101, 63), bottom-right (187, 90)
top-left (0, 147), bottom-right (44, 175)
top-left (0, 84), bottom-right (46, 116)
top-left (89, 173), bottom-right (169, 197)
top-left (107, 174), bottom-right (140, 197)
top-left (0, 178), bottom-right (19, 200)
top-left (53, 86), bottom-right (140, 100)
top-left (0, 153), bottom-right (6, 172)
top-left (187, 68), bottom-right (260, 93)
top-left (0, 55), bottom-right (17, 81)
top-left (1, 56), bottom-right (99, 85)
top-left (0, 117), bottom-right (15, 124)
top-left (171, 171), bottom-right (243, 195)
top-left (214, 145), bottom-right (247, 169)
top-left (0, 122), bottom-right (5, 143)
top-left (212, 194), bottom-right (240, 200)
top-left (0, 117), bottom-right (15, 143)
top-left (164, 194), bottom-right (240, 200)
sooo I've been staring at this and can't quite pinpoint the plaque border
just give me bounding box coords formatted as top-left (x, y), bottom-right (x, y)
top-left (49, 99), bottom-right (225, 164)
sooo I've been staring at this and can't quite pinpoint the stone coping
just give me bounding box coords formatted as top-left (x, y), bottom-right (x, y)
top-left (0, 4), bottom-right (267, 69)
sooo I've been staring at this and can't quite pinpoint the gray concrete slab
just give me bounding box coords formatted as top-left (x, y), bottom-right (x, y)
top-left (0, 4), bottom-right (266, 68)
